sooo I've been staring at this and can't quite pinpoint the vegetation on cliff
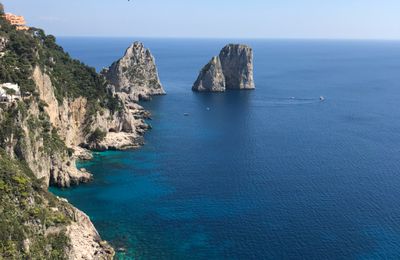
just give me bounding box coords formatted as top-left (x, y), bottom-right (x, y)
top-left (0, 149), bottom-right (71, 259)
top-left (0, 3), bottom-right (116, 258)
top-left (0, 5), bottom-right (122, 172)
top-left (0, 12), bottom-right (121, 113)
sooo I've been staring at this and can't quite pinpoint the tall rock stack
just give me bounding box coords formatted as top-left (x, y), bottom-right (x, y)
top-left (102, 42), bottom-right (166, 101)
top-left (193, 44), bottom-right (255, 92)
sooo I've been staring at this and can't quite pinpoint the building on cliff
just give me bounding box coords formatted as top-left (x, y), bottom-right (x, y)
top-left (3, 13), bottom-right (29, 31)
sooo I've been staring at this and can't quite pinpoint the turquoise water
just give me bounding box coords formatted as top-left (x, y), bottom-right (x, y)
top-left (52, 38), bottom-right (400, 259)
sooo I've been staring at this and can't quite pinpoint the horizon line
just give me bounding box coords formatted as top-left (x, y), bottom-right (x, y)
top-left (54, 36), bottom-right (400, 42)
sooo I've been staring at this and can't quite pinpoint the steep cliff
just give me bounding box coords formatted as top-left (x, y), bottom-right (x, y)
top-left (0, 7), bottom-right (156, 258)
top-left (102, 41), bottom-right (165, 101)
top-left (0, 149), bottom-right (114, 259)
top-left (193, 44), bottom-right (255, 92)
top-left (219, 44), bottom-right (255, 90)
top-left (32, 66), bottom-right (150, 153)
top-left (192, 56), bottom-right (226, 92)
top-left (0, 100), bottom-right (92, 188)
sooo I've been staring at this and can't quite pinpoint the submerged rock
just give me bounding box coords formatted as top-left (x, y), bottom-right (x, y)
top-left (193, 44), bottom-right (255, 92)
top-left (102, 41), bottom-right (165, 101)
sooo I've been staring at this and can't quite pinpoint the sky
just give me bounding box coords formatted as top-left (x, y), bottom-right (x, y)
top-left (2, 0), bottom-right (400, 39)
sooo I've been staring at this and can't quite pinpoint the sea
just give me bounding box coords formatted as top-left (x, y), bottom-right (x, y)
top-left (51, 38), bottom-right (400, 259)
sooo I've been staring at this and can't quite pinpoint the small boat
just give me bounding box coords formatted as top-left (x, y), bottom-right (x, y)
top-left (184, 113), bottom-right (189, 116)
top-left (319, 96), bottom-right (325, 101)
top-left (206, 107), bottom-right (211, 111)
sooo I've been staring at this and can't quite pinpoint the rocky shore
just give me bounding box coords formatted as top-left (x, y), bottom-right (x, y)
top-left (0, 8), bottom-right (164, 257)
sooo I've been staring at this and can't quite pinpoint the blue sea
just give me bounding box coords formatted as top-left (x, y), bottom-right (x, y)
top-left (52, 38), bottom-right (400, 259)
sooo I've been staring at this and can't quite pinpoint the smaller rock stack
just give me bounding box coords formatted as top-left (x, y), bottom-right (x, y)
top-left (193, 44), bottom-right (255, 92)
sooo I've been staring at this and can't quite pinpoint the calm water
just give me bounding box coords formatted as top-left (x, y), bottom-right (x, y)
top-left (52, 38), bottom-right (400, 259)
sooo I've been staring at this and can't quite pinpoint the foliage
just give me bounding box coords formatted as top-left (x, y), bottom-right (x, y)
top-left (0, 149), bottom-right (71, 259)
top-left (0, 13), bottom-right (121, 114)
top-left (88, 128), bottom-right (107, 143)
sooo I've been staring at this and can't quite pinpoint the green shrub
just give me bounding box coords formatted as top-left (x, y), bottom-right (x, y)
top-left (88, 128), bottom-right (106, 143)
top-left (0, 149), bottom-right (71, 259)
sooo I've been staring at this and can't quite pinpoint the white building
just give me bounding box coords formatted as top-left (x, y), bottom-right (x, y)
top-left (0, 83), bottom-right (21, 102)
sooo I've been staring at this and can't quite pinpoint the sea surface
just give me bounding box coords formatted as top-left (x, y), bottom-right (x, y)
top-left (52, 38), bottom-right (400, 259)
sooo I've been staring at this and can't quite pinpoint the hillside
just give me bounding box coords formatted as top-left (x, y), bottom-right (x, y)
top-left (0, 3), bottom-right (151, 258)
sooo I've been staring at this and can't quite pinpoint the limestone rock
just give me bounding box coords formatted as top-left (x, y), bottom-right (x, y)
top-left (220, 44), bottom-right (255, 90)
top-left (193, 44), bottom-right (255, 92)
top-left (73, 146), bottom-right (93, 161)
top-left (65, 205), bottom-right (114, 260)
top-left (192, 56), bottom-right (226, 92)
top-left (102, 41), bottom-right (165, 101)
top-left (31, 66), bottom-right (151, 186)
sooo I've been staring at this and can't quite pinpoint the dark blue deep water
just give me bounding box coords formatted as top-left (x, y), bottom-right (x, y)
top-left (52, 38), bottom-right (400, 259)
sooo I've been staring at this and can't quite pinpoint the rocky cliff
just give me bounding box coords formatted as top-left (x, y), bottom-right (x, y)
top-left (0, 8), bottom-right (157, 258)
top-left (102, 41), bottom-right (165, 102)
top-left (193, 44), bottom-right (255, 92)
top-left (0, 149), bottom-right (114, 259)
top-left (192, 56), bottom-right (226, 92)
top-left (33, 66), bottom-right (150, 153)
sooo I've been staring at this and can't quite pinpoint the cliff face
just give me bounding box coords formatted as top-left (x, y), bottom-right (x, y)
top-left (0, 11), bottom-right (158, 258)
top-left (219, 44), bottom-right (255, 90)
top-left (33, 66), bottom-right (150, 153)
top-left (193, 44), bottom-right (255, 92)
top-left (0, 149), bottom-right (114, 259)
top-left (0, 65), bottom-right (151, 189)
top-left (66, 206), bottom-right (114, 259)
top-left (0, 97), bottom-right (92, 188)
top-left (102, 41), bottom-right (165, 101)
top-left (192, 56), bottom-right (226, 92)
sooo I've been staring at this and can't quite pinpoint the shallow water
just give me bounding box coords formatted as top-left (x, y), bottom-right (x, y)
top-left (52, 38), bottom-right (400, 259)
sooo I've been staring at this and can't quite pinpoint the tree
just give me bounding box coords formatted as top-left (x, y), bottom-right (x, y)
top-left (4, 88), bottom-right (16, 96)
top-left (88, 128), bottom-right (107, 144)
top-left (0, 3), bottom-right (4, 15)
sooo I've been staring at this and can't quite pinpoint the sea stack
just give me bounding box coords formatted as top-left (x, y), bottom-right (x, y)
top-left (102, 41), bottom-right (165, 101)
top-left (193, 44), bottom-right (255, 92)
top-left (192, 56), bottom-right (226, 92)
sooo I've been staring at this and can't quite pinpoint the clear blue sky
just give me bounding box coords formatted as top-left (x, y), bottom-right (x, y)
top-left (3, 0), bottom-right (400, 39)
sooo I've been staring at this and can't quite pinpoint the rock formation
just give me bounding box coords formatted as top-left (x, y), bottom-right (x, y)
top-left (27, 66), bottom-right (150, 186)
top-left (0, 149), bottom-right (114, 259)
top-left (193, 44), bottom-right (255, 92)
top-left (192, 56), bottom-right (226, 92)
top-left (66, 206), bottom-right (114, 259)
top-left (0, 8), bottom-right (156, 258)
top-left (102, 41), bottom-right (165, 101)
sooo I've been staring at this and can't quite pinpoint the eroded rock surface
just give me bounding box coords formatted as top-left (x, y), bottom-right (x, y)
top-left (193, 44), bottom-right (255, 92)
top-left (192, 56), bottom-right (226, 92)
top-left (66, 206), bottom-right (114, 260)
top-left (102, 41), bottom-right (165, 101)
